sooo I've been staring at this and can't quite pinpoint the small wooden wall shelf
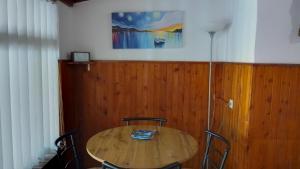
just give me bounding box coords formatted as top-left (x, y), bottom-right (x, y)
top-left (67, 61), bottom-right (94, 71)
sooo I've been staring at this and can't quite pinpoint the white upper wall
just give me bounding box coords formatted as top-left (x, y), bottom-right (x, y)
top-left (59, 0), bottom-right (300, 63)
top-left (255, 0), bottom-right (300, 63)
top-left (67, 0), bottom-right (233, 61)
top-left (58, 1), bottom-right (74, 59)
top-left (58, 0), bottom-right (253, 61)
top-left (58, 0), bottom-right (258, 62)
top-left (215, 0), bottom-right (257, 62)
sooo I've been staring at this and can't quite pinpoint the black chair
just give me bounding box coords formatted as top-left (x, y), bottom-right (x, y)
top-left (201, 131), bottom-right (230, 169)
top-left (102, 161), bottom-right (125, 169)
top-left (122, 117), bottom-right (167, 126)
top-left (102, 161), bottom-right (181, 169)
top-left (54, 131), bottom-right (99, 169)
top-left (55, 131), bottom-right (80, 169)
top-left (161, 162), bottom-right (182, 169)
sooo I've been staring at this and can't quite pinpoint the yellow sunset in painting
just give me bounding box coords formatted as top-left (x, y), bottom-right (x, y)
top-left (152, 23), bottom-right (183, 32)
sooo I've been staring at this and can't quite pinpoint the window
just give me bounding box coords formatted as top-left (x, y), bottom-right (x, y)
top-left (0, 0), bottom-right (59, 168)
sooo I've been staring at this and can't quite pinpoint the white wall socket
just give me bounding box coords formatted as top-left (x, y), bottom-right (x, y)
top-left (228, 99), bottom-right (234, 109)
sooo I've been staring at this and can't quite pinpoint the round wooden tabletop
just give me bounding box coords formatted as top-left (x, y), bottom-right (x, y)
top-left (86, 125), bottom-right (198, 169)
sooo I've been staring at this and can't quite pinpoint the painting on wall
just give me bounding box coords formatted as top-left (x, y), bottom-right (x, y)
top-left (112, 11), bottom-right (184, 49)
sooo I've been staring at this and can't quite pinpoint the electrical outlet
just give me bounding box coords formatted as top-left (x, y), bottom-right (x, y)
top-left (228, 99), bottom-right (234, 109)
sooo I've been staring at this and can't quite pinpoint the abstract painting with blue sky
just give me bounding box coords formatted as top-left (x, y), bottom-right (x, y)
top-left (112, 11), bottom-right (184, 49)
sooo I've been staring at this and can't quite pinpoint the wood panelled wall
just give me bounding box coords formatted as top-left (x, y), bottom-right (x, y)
top-left (60, 61), bottom-right (209, 169)
top-left (60, 61), bottom-right (300, 169)
top-left (212, 63), bottom-right (253, 169)
top-left (248, 65), bottom-right (300, 169)
top-left (213, 63), bottom-right (300, 169)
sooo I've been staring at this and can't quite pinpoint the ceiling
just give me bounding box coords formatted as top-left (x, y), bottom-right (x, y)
top-left (59, 0), bottom-right (88, 6)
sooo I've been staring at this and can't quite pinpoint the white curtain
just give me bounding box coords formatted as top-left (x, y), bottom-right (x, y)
top-left (0, 0), bottom-right (59, 169)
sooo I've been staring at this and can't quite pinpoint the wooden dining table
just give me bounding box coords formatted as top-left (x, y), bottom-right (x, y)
top-left (86, 125), bottom-right (198, 169)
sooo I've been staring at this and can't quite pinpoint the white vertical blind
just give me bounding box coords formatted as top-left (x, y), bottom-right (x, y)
top-left (0, 0), bottom-right (59, 168)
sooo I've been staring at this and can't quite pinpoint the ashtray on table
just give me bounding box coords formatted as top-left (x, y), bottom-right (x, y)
top-left (131, 130), bottom-right (158, 140)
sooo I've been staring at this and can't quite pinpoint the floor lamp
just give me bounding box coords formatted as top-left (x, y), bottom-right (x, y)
top-left (202, 22), bottom-right (229, 130)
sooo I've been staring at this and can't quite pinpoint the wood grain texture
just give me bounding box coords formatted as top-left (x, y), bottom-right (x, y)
top-left (248, 65), bottom-right (300, 169)
top-left (60, 61), bottom-right (208, 169)
top-left (61, 60), bottom-right (300, 169)
top-left (213, 63), bottom-right (300, 169)
top-left (212, 63), bottom-right (253, 169)
top-left (86, 125), bottom-right (198, 168)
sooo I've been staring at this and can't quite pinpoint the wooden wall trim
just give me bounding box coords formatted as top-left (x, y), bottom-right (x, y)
top-left (59, 0), bottom-right (88, 7)
top-left (60, 60), bottom-right (300, 66)
top-left (59, 0), bottom-right (73, 7)
top-left (59, 60), bottom-right (209, 64)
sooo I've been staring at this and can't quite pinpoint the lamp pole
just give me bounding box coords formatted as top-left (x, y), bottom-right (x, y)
top-left (207, 31), bottom-right (215, 131)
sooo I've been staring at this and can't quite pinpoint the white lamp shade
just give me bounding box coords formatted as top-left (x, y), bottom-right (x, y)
top-left (200, 20), bottom-right (231, 32)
